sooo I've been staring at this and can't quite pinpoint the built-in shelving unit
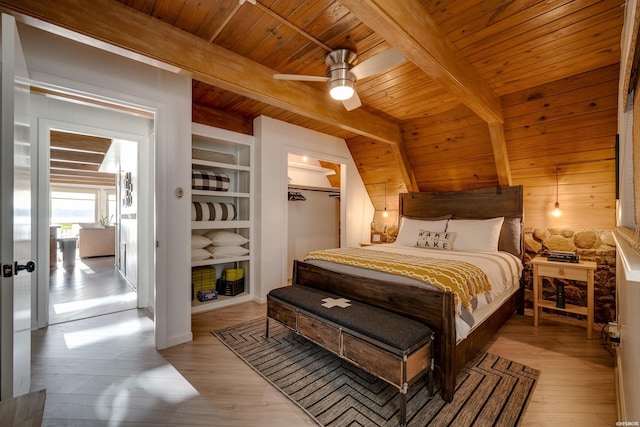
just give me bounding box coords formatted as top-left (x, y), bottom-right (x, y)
top-left (190, 123), bottom-right (254, 314)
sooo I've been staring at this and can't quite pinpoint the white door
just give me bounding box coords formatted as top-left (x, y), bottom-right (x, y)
top-left (0, 13), bottom-right (32, 399)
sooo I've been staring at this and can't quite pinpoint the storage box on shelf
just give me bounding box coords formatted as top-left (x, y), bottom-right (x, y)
top-left (190, 123), bottom-right (254, 313)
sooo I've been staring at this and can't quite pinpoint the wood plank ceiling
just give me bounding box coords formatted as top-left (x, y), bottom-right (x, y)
top-left (0, 0), bottom-right (623, 226)
top-left (50, 131), bottom-right (116, 187)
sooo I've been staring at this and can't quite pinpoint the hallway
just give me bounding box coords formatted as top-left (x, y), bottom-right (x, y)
top-left (49, 256), bottom-right (137, 325)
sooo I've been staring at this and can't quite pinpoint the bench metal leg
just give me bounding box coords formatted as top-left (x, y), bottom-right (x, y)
top-left (428, 357), bottom-right (434, 397)
top-left (265, 317), bottom-right (270, 338)
top-left (399, 388), bottom-right (407, 427)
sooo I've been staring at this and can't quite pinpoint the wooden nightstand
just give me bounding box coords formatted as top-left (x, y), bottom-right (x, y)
top-left (531, 256), bottom-right (597, 339)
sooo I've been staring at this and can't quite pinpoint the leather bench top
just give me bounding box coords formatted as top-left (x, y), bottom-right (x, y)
top-left (268, 285), bottom-right (433, 354)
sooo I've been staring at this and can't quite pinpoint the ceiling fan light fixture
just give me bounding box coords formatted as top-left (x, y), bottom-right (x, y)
top-left (329, 81), bottom-right (355, 100)
top-left (328, 62), bottom-right (356, 100)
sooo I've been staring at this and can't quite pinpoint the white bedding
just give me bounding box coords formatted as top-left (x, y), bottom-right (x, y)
top-left (304, 243), bottom-right (523, 341)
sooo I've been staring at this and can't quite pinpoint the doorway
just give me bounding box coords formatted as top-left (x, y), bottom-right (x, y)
top-left (33, 90), bottom-right (154, 328)
top-left (286, 153), bottom-right (342, 281)
top-left (47, 129), bottom-right (139, 324)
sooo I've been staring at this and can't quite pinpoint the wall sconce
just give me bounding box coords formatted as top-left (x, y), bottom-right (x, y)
top-left (552, 166), bottom-right (562, 217)
top-left (382, 182), bottom-right (388, 217)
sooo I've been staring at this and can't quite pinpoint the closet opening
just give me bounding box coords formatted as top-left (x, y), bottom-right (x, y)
top-left (286, 153), bottom-right (341, 282)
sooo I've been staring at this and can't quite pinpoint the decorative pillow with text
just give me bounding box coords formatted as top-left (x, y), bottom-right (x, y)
top-left (416, 230), bottom-right (456, 250)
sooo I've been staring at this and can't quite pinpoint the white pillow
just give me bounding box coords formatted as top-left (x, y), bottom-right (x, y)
top-left (395, 217), bottom-right (449, 246)
top-left (206, 245), bottom-right (249, 258)
top-left (191, 248), bottom-right (212, 261)
top-left (203, 230), bottom-right (249, 246)
top-left (446, 217), bottom-right (505, 252)
top-left (191, 234), bottom-right (213, 249)
top-left (416, 230), bottom-right (456, 250)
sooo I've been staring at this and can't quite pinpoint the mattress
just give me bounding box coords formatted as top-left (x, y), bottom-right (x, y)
top-left (303, 243), bottom-right (523, 341)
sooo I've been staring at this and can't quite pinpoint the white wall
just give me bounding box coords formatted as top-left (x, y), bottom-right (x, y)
top-left (118, 141), bottom-right (139, 289)
top-left (19, 23), bottom-right (192, 349)
top-left (255, 116), bottom-right (374, 302)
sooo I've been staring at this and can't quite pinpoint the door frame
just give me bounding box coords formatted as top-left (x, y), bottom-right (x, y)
top-left (35, 113), bottom-right (154, 329)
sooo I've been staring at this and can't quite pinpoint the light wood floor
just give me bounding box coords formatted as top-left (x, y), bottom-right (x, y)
top-left (49, 255), bottom-right (136, 325)
top-left (31, 300), bottom-right (617, 426)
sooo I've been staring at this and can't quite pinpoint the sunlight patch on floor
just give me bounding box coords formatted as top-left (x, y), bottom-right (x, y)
top-left (63, 317), bottom-right (153, 349)
top-left (95, 365), bottom-right (200, 424)
top-left (53, 292), bottom-right (137, 314)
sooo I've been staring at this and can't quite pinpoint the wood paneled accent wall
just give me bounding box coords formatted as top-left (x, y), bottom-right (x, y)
top-left (350, 64), bottom-right (618, 231)
top-left (504, 64), bottom-right (618, 229)
top-left (401, 107), bottom-right (499, 192)
top-left (346, 135), bottom-right (408, 224)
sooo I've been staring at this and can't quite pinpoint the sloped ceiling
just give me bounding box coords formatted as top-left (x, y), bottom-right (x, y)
top-left (0, 0), bottom-right (623, 221)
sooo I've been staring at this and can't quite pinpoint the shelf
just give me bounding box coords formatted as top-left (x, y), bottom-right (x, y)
top-left (287, 161), bottom-right (335, 175)
top-left (192, 190), bottom-right (249, 198)
top-left (537, 300), bottom-right (588, 316)
top-left (191, 292), bottom-right (253, 314)
top-left (191, 220), bottom-right (251, 229)
top-left (191, 123), bottom-right (254, 316)
top-left (191, 255), bottom-right (250, 267)
top-left (191, 158), bottom-right (251, 172)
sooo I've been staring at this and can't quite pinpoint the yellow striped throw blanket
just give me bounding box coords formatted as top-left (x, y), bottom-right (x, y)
top-left (304, 247), bottom-right (491, 313)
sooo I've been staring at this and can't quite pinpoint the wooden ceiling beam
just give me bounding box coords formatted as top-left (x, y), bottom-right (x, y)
top-left (339, 0), bottom-right (503, 124)
top-left (340, 0), bottom-right (512, 187)
top-left (192, 103), bottom-right (253, 136)
top-left (50, 161), bottom-right (99, 172)
top-left (0, 0), bottom-right (402, 146)
top-left (50, 131), bottom-right (112, 153)
top-left (50, 149), bottom-right (103, 164)
top-left (487, 122), bottom-right (513, 186)
top-left (50, 176), bottom-right (116, 186)
top-left (50, 168), bottom-right (115, 179)
top-left (391, 142), bottom-right (419, 193)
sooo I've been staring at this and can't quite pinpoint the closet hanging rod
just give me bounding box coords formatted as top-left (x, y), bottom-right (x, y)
top-left (288, 185), bottom-right (340, 193)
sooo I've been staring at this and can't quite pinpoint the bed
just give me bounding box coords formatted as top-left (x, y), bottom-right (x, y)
top-left (291, 185), bottom-right (524, 402)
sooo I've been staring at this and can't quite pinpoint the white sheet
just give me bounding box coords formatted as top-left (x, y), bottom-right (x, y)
top-left (304, 244), bottom-right (523, 340)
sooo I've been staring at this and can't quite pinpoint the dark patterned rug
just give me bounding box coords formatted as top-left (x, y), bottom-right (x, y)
top-left (212, 317), bottom-right (538, 427)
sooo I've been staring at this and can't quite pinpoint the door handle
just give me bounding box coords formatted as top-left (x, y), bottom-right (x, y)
top-left (14, 261), bottom-right (36, 275)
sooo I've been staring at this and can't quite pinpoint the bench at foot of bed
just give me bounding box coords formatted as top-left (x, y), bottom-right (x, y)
top-left (267, 284), bottom-right (434, 427)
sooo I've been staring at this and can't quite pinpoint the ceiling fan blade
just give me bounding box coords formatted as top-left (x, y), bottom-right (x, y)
top-left (342, 91), bottom-right (362, 111)
top-left (273, 73), bottom-right (329, 82)
top-left (350, 47), bottom-right (405, 80)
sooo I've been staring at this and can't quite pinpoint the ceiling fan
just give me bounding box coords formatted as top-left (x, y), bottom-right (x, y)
top-left (273, 47), bottom-right (406, 111)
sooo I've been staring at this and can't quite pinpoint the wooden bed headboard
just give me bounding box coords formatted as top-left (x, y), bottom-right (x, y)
top-left (399, 185), bottom-right (525, 260)
top-left (399, 185), bottom-right (523, 220)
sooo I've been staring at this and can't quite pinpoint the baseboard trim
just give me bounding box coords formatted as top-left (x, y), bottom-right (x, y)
top-left (164, 332), bottom-right (193, 349)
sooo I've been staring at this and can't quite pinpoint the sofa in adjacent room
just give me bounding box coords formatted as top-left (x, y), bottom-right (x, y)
top-left (78, 226), bottom-right (116, 258)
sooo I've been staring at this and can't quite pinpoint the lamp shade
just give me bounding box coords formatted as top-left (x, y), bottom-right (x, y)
top-left (329, 84), bottom-right (354, 100)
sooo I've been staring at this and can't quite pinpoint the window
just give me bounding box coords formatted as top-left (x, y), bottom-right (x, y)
top-left (50, 189), bottom-right (97, 224)
top-left (107, 190), bottom-right (117, 221)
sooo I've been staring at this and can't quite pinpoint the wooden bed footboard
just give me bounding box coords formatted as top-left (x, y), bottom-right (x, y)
top-left (293, 260), bottom-right (523, 402)
top-left (293, 260), bottom-right (458, 401)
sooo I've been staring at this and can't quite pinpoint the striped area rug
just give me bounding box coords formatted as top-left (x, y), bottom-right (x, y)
top-left (213, 318), bottom-right (538, 427)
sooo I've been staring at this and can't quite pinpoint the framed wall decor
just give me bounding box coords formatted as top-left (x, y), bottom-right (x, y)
top-left (123, 171), bottom-right (133, 207)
